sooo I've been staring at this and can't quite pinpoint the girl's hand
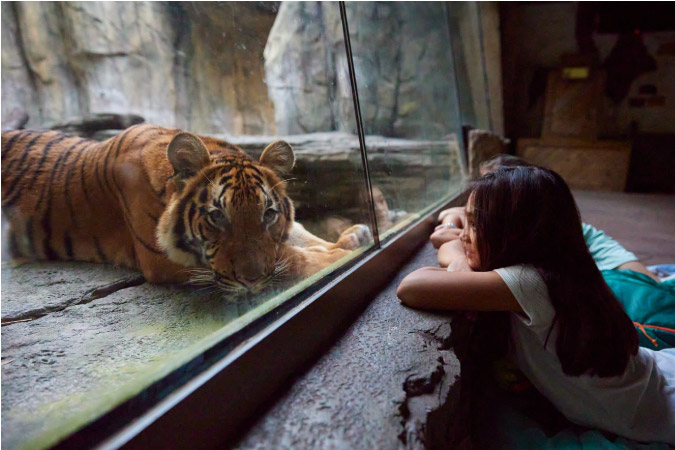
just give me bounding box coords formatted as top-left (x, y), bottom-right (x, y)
top-left (438, 240), bottom-right (472, 272)
top-left (430, 224), bottom-right (462, 248)
top-left (437, 206), bottom-right (467, 229)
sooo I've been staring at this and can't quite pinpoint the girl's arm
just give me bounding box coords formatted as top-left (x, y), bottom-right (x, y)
top-left (617, 261), bottom-right (661, 283)
top-left (438, 239), bottom-right (470, 269)
top-left (397, 267), bottom-right (523, 313)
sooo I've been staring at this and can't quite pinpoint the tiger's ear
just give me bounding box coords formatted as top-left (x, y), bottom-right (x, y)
top-left (167, 132), bottom-right (211, 192)
top-left (260, 140), bottom-right (295, 176)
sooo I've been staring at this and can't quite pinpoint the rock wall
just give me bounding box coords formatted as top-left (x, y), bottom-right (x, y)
top-left (264, 2), bottom-right (461, 138)
top-left (1, 2), bottom-right (277, 135)
top-left (3, 2), bottom-right (462, 140)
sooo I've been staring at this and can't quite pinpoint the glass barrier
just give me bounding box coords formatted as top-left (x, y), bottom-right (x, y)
top-left (0, 2), bottom-right (373, 449)
top-left (447, 2), bottom-right (492, 131)
top-left (344, 2), bottom-right (467, 242)
top-left (1, 1), bottom-right (490, 448)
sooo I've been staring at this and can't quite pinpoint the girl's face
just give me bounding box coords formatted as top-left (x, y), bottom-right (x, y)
top-left (461, 194), bottom-right (481, 270)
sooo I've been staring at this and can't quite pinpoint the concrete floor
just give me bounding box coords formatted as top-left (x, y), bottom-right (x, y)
top-left (574, 191), bottom-right (675, 266)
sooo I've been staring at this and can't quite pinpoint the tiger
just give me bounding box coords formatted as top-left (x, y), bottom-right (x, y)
top-left (1, 124), bottom-right (370, 295)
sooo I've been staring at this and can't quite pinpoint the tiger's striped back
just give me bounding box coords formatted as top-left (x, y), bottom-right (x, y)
top-left (2, 129), bottom-right (137, 265)
top-left (1, 125), bottom-right (301, 288)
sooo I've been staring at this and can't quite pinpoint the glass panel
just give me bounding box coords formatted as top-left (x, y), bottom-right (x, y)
top-left (345, 2), bottom-right (467, 241)
top-left (0, 2), bottom-right (372, 448)
top-left (447, 2), bottom-right (492, 131)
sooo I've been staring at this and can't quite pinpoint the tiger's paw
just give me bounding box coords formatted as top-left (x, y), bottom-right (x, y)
top-left (334, 224), bottom-right (372, 250)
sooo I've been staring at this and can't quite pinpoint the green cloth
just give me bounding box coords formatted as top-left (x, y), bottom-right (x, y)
top-left (602, 269), bottom-right (675, 350)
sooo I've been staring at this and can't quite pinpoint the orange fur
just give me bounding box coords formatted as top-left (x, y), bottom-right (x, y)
top-left (1, 125), bottom-right (369, 294)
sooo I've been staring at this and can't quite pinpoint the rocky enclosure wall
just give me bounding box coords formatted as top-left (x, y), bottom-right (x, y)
top-left (1, 2), bottom-right (278, 135)
top-left (265, 2), bottom-right (461, 138)
top-left (2, 2), bottom-right (461, 140)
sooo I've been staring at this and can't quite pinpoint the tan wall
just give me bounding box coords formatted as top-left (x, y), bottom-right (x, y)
top-left (501, 3), bottom-right (675, 140)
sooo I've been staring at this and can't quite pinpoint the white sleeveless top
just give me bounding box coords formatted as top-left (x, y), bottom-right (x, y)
top-left (495, 265), bottom-right (675, 445)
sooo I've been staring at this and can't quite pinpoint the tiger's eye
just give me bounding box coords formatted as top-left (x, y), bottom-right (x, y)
top-left (263, 208), bottom-right (278, 224)
top-left (208, 209), bottom-right (224, 223)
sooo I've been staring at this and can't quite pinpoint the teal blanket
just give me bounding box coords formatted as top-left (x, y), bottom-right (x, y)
top-left (603, 269), bottom-right (675, 350)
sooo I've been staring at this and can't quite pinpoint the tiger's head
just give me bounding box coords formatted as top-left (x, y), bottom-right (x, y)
top-left (157, 132), bottom-right (296, 295)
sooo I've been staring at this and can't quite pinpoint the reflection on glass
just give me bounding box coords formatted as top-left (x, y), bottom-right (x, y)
top-left (0, 2), bottom-right (371, 449)
top-left (345, 2), bottom-right (468, 241)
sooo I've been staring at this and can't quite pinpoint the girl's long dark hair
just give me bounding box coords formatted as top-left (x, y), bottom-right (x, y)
top-left (471, 166), bottom-right (638, 377)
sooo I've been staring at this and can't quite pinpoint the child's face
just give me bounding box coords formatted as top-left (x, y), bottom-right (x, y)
top-left (461, 194), bottom-right (481, 270)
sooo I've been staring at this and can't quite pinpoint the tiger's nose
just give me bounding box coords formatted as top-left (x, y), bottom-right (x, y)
top-left (237, 275), bottom-right (261, 287)
top-left (236, 260), bottom-right (266, 287)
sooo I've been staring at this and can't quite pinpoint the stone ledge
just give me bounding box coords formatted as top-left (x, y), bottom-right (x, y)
top-left (233, 242), bottom-right (465, 450)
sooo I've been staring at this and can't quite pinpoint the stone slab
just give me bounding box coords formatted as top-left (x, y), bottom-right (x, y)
top-left (1, 261), bottom-right (141, 323)
top-left (234, 242), bottom-right (462, 450)
top-left (1, 262), bottom-right (261, 450)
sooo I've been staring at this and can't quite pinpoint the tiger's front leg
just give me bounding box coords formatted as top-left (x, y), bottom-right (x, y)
top-left (287, 222), bottom-right (372, 251)
top-left (134, 242), bottom-right (193, 284)
top-left (280, 244), bottom-right (354, 279)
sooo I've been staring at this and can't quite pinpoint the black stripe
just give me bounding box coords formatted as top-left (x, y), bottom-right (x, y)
top-left (1, 130), bottom-right (30, 163)
top-left (146, 211), bottom-right (158, 223)
top-left (248, 165), bottom-right (264, 177)
top-left (172, 193), bottom-right (190, 239)
top-left (134, 235), bottom-right (164, 255)
top-left (94, 140), bottom-right (115, 196)
top-left (130, 126), bottom-right (168, 199)
top-left (187, 202), bottom-right (199, 241)
top-left (101, 126), bottom-right (136, 198)
top-left (107, 127), bottom-right (164, 255)
top-left (55, 138), bottom-right (88, 184)
top-left (38, 138), bottom-right (90, 259)
top-left (173, 215), bottom-right (185, 240)
top-left (64, 232), bottom-right (74, 259)
top-left (270, 190), bottom-right (280, 206)
top-left (177, 239), bottom-right (202, 260)
top-left (80, 147), bottom-right (95, 206)
top-left (35, 136), bottom-right (84, 210)
top-left (249, 173), bottom-right (264, 185)
top-left (64, 142), bottom-right (89, 223)
top-left (93, 236), bottom-right (107, 262)
top-left (187, 202), bottom-right (197, 222)
top-left (3, 135), bottom-right (69, 208)
top-left (4, 131), bottom-right (46, 173)
top-left (2, 133), bottom-right (46, 204)
top-left (173, 195), bottom-right (201, 259)
top-left (283, 197), bottom-right (292, 220)
top-left (199, 189), bottom-right (208, 203)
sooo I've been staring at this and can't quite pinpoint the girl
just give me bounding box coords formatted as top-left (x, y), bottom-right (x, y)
top-left (397, 166), bottom-right (675, 445)
top-left (431, 154), bottom-right (660, 282)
